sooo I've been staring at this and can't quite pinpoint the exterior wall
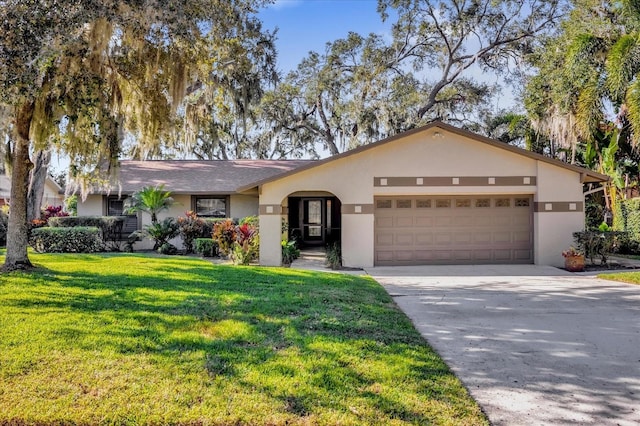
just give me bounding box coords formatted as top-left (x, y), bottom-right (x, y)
top-left (229, 194), bottom-right (259, 219)
top-left (42, 180), bottom-right (64, 207)
top-left (77, 194), bottom-right (104, 216)
top-left (259, 127), bottom-right (586, 268)
top-left (534, 162), bottom-right (585, 267)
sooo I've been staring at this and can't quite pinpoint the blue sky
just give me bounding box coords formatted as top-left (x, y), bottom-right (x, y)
top-left (258, 0), bottom-right (391, 73)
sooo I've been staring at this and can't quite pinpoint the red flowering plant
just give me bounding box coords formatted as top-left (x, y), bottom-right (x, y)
top-left (231, 223), bottom-right (258, 265)
top-left (177, 211), bottom-right (204, 254)
top-left (31, 205), bottom-right (69, 228)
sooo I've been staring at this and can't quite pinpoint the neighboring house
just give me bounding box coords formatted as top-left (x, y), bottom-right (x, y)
top-left (77, 122), bottom-right (608, 267)
top-left (0, 173), bottom-right (64, 208)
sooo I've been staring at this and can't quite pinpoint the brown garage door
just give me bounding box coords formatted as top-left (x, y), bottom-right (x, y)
top-left (374, 195), bottom-right (533, 265)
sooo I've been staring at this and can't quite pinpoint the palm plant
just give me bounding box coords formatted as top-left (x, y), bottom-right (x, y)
top-left (124, 185), bottom-right (174, 225)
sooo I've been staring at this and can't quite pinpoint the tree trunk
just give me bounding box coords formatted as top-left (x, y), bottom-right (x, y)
top-left (4, 102), bottom-right (35, 271)
top-left (27, 149), bottom-right (52, 223)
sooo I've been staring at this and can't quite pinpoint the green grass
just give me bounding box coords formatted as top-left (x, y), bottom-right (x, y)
top-left (598, 271), bottom-right (640, 284)
top-left (0, 252), bottom-right (487, 425)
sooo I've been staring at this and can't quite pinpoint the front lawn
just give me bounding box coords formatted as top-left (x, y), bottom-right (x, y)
top-left (598, 271), bottom-right (640, 284)
top-left (0, 253), bottom-right (487, 425)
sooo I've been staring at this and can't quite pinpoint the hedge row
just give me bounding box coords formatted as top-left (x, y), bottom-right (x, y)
top-left (613, 199), bottom-right (640, 252)
top-left (48, 216), bottom-right (125, 240)
top-left (29, 227), bottom-right (104, 253)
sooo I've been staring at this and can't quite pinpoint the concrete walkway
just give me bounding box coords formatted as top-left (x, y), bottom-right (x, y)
top-left (366, 265), bottom-right (640, 426)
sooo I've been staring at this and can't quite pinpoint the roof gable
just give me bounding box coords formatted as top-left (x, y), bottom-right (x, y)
top-left (237, 122), bottom-right (608, 190)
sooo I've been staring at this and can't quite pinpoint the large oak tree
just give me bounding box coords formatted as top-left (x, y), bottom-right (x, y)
top-left (0, 0), bottom-right (272, 270)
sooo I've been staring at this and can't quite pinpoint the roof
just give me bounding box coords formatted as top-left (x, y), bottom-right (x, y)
top-left (104, 160), bottom-right (314, 194)
top-left (237, 121), bottom-right (609, 191)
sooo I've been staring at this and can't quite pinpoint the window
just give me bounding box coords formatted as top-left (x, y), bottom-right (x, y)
top-left (106, 196), bottom-right (138, 236)
top-left (495, 198), bottom-right (511, 208)
top-left (416, 199), bottom-right (431, 208)
top-left (397, 199), bottom-right (412, 208)
top-left (436, 199), bottom-right (451, 208)
top-left (475, 198), bottom-right (490, 208)
top-left (515, 198), bottom-right (530, 207)
top-left (194, 197), bottom-right (227, 218)
top-left (376, 199), bottom-right (392, 209)
top-left (456, 199), bottom-right (471, 208)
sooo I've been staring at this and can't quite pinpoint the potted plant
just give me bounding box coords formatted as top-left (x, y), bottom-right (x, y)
top-left (562, 247), bottom-right (585, 272)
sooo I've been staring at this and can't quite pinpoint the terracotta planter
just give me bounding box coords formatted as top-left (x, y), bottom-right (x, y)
top-left (564, 255), bottom-right (585, 272)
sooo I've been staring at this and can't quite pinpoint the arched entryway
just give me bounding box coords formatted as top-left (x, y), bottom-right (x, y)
top-left (284, 191), bottom-right (342, 248)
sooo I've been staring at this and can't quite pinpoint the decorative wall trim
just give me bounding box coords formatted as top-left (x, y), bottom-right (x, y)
top-left (534, 202), bottom-right (584, 213)
top-left (341, 204), bottom-right (374, 214)
top-left (374, 176), bottom-right (537, 187)
top-left (259, 204), bottom-right (285, 215)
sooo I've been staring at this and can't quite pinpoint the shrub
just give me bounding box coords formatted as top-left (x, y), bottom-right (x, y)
top-left (144, 217), bottom-right (180, 250)
top-left (177, 211), bottom-right (205, 254)
top-left (212, 219), bottom-right (237, 256)
top-left (231, 223), bottom-right (258, 265)
top-left (49, 216), bottom-right (125, 250)
top-left (158, 242), bottom-right (178, 255)
top-left (41, 205), bottom-right (69, 222)
top-left (201, 218), bottom-right (235, 239)
top-left (239, 215), bottom-right (259, 229)
top-left (326, 241), bottom-right (342, 270)
top-left (29, 227), bottom-right (104, 253)
top-left (281, 240), bottom-right (300, 265)
top-left (194, 238), bottom-right (217, 257)
top-left (0, 210), bottom-right (7, 245)
top-left (573, 230), bottom-right (627, 265)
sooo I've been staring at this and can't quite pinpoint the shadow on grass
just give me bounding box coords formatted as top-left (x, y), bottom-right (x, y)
top-left (0, 253), bottom-right (480, 424)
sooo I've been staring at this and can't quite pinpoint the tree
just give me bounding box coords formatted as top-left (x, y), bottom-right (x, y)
top-left (0, 0), bottom-right (272, 270)
top-left (525, 0), bottom-right (640, 158)
top-left (124, 185), bottom-right (174, 226)
top-left (259, 0), bottom-right (563, 157)
top-left (524, 0), bottom-right (640, 218)
top-left (378, 0), bottom-right (564, 119)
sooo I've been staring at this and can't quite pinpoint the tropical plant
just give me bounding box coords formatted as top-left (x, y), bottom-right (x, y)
top-left (177, 211), bottom-right (205, 254)
top-left (124, 185), bottom-right (174, 225)
top-left (212, 219), bottom-right (237, 256)
top-left (231, 223), bottom-right (258, 265)
top-left (281, 240), bottom-right (300, 266)
top-left (326, 241), bottom-right (342, 270)
top-left (143, 217), bottom-right (180, 251)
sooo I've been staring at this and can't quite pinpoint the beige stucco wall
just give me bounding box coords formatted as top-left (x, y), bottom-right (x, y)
top-left (77, 194), bottom-right (104, 216)
top-left (259, 126), bottom-right (587, 268)
top-left (535, 162), bottom-right (585, 266)
top-left (230, 194), bottom-right (259, 219)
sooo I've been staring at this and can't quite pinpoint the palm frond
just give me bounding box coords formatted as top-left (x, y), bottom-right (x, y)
top-left (606, 34), bottom-right (640, 102)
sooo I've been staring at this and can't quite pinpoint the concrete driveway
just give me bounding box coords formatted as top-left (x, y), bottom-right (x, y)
top-left (366, 265), bottom-right (640, 426)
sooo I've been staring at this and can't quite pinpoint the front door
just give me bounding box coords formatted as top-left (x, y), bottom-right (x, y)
top-left (302, 198), bottom-right (324, 245)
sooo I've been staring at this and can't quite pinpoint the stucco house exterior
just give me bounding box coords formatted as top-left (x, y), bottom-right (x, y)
top-left (0, 173), bottom-right (64, 208)
top-left (77, 122), bottom-right (608, 267)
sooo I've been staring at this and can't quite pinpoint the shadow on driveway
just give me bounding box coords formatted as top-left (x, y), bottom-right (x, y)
top-left (367, 265), bottom-right (640, 426)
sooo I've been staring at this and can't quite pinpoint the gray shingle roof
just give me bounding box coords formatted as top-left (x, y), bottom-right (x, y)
top-left (106, 160), bottom-right (315, 194)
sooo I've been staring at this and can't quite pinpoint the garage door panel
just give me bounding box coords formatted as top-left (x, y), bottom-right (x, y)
top-left (415, 233), bottom-right (434, 245)
top-left (435, 233), bottom-right (453, 244)
top-left (515, 249), bottom-right (533, 261)
top-left (395, 233), bottom-right (414, 245)
top-left (376, 234), bottom-right (394, 246)
top-left (474, 232), bottom-right (492, 244)
top-left (415, 216), bottom-right (434, 227)
top-left (494, 232), bottom-right (512, 243)
top-left (396, 216), bottom-right (414, 227)
top-left (435, 216), bottom-right (453, 226)
top-left (454, 233), bottom-right (473, 244)
top-left (375, 195), bottom-right (533, 265)
top-left (513, 231), bottom-right (532, 243)
top-left (376, 217), bottom-right (393, 228)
